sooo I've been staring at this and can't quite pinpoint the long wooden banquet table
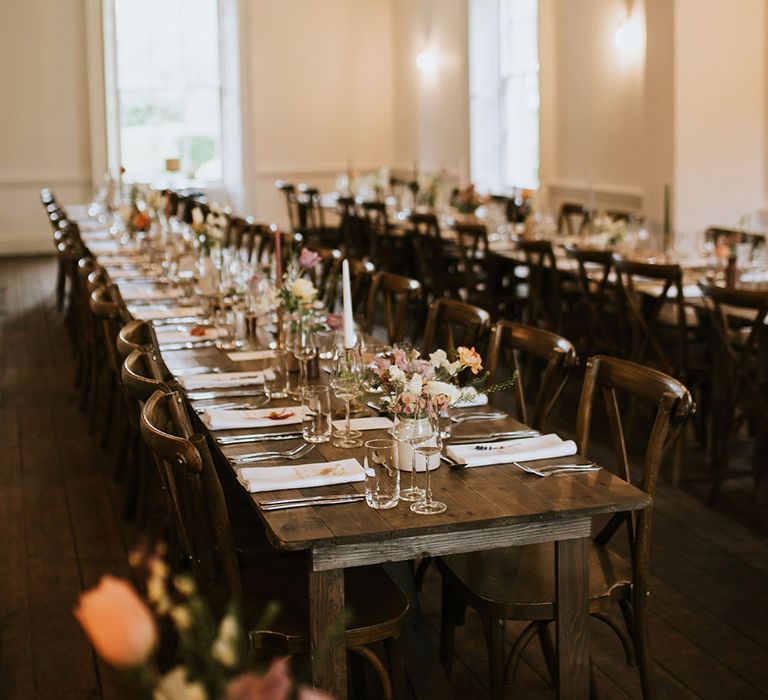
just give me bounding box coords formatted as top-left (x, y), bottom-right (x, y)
top-left (72, 206), bottom-right (650, 700)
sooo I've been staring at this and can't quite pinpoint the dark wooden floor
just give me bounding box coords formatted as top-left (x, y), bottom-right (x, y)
top-left (2, 256), bottom-right (768, 699)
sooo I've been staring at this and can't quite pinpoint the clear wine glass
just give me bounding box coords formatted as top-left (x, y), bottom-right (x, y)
top-left (330, 345), bottom-right (363, 448)
top-left (411, 410), bottom-right (447, 515)
top-left (293, 315), bottom-right (317, 391)
top-left (392, 414), bottom-right (428, 502)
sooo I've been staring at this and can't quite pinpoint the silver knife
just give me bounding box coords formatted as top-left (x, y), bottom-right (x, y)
top-left (259, 495), bottom-right (365, 511)
top-left (259, 493), bottom-right (365, 506)
top-left (161, 340), bottom-right (218, 351)
top-left (187, 389), bottom-right (267, 400)
top-left (217, 431), bottom-right (302, 445)
top-left (449, 430), bottom-right (540, 444)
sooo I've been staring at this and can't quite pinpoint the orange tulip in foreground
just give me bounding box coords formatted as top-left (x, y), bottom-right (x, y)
top-left (74, 575), bottom-right (157, 668)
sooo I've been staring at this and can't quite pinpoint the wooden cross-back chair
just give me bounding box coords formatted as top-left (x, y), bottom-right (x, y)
top-left (362, 271), bottom-right (422, 345)
top-left (261, 228), bottom-right (304, 268)
top-left (307, 247), bottom-right (342, 311)
top-left (140, 389), bottom-right (408, 696)
top-left (612, 255), bottom-right (690, 378)
top-left (564, 245), bottom-right (619, 355)
top-left (347, 258), bottom-right (376, 317)
top-left (485, 321), bottom-right (577, 431)
top-left (515, 238), bottom-right (563, 332)
top-left (452, 221), bottom-right (490, 306)
top-left (361, 200), bottom-right (396, 270)
top-left (704, 227), bottom-right (766, 258)
top-left (275, 181), bottom-right (301, 234)
top-left (557, 202), bottom-right (591, 237)
top-left (409, 213), bottom-right (463, 301)
top-left (421, 298), bottom-right (491, 356)
top-left (438, 355), bottom-right (694, 700)
top-left (224, 216), bottom-right (249, 251)
top-left (337, 196), bottom-right (369, 259)
top-left (698, 279), bottom-right (768, 504)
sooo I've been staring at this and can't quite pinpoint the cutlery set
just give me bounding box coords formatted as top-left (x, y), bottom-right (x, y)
top-left (257, 493), bottom-right (365, 511)
top-left (230, 442), bottom-right (315, 465)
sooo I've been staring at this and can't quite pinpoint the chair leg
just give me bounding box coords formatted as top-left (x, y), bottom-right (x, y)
top-left (100, 378), bottom-right (117, 448)
top-left (56, 258), bottom-right (66, 312)
top-left (384, 635), bottom-right (408, 700)
top-left (483, 617), bottom-right (506, 700)
top-left (632, 589), bottom-right (654, 700)
top-left (414, 557), bottom-right (431, 592)
top-left (503, 621), bottom-right (540, 690)
top-left (537, 621), bottom-right (558, 691)
top-left (349, 646), bottom-right (392, 700)
top-left (439, 576), bottom-right (459, 676)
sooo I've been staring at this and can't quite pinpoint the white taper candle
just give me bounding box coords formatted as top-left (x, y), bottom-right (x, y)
top-left (341, 259), bottom-right (356, 348)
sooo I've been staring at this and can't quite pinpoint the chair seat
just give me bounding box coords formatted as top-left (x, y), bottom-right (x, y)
top-left (241, 554), bottom-right (408, 654)
top-left (437, 540), bottom-right (633, 621)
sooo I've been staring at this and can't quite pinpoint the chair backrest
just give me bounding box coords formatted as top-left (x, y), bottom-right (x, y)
top-left (361, 200), bottom-right (392, 267)
top-left (299, 183), bottom-right (327, 233)
top-left (612, 255), bottom-right (688, 377)
top-left (308, 247), bottom-right (342, 310)
top-left (564, 244), bottom-right (618, 354)
top-left (409, 213), bottom-right (448, 300)
top-left (224, 216), bottom-right (249, 250)
top-left (141, 389), bottom-right (241, 613)
top-left (557, 202), bottom-right (591, 237)
top-left (122, 347), bottom-right (172, 403)
top-left (421, 298), bottom-right (491, 355)
top-left (704, 227), bottom-right (766, 256)
top-left (337, 197), bottom-right (369, 259)
top-left (363, 271), bottom-right (422, 344)
top-left (486, 321), bottom-right (577, 431)
top-left (698, 279), bottom-right (768, 418)
top-left (347, 258), bottom-right (376, 315)
top-left (576, 356), bottom-right (694, 582)
top-left (90, 283), bottom-right (132, 377)
top-left (275, 181), bottom-right (301, 233)
top-left (452, 221), bottom-right (489, 292)
top-left (515, 238), bottom-right (562, 331)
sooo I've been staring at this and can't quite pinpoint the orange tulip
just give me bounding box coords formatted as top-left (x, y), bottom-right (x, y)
top-left (74, 575), bottom-right (157, 668)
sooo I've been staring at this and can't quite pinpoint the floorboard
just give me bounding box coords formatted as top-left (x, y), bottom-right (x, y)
top-left (2, 255), bottom-right (768, 699)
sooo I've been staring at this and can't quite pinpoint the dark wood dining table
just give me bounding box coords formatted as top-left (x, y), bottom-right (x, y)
top-left (76, 210), bottom-right (652, 700)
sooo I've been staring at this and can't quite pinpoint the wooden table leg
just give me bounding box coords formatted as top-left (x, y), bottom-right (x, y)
top-left (555, 536), bottom-right (590, 700)
top-left (308, 564), bottom-right (347, 699)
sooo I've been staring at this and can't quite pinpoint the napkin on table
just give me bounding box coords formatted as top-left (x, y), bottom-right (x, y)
top-left (453, 388), bottom-right (489, 408)
top-left (446, 433), bottom-right (578, 469)
top-left (238, 458), bottom-right (365, 493)
top-left (331, 416), bottom-right (393, 431)
top-left (131, 305), bottom-right (205, 320)
top-left (179, 371), bottom-right (270, 390)
top-left (155, 327), bottom-right (222, 345)
top-left (202, 405), bottom-right (302, 431)
top-left (121, 287), bottom-right (184, 302)
top-left (227, 349), bottom-right (277, 362)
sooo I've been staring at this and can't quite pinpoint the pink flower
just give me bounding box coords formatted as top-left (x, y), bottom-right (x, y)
top-left (373, 355), bottom-right (392, 377)
top-left (326, 313), bottom-right (344, 330)
top-left (74, 576), bottom-right (157, 668)
top-left (392, 348), bottom-right (409, 370)
top-left (299, 248), bottom-right (321, 270)
top-left (226, 658), bottom-right (292, 700)
top-left (458, 346), bottom-right (483, 375)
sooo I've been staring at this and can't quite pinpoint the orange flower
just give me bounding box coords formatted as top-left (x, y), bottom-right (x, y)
top-left (458, 346), bottom-right (483, 375)
top-left (133, 212), bottom-right (151, 231)
top-left (74, 575), bottom-right (157, 668)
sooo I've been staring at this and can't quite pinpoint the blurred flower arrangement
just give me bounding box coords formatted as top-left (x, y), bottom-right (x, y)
top-left (192, 208), bottom-right (224, 255)
top-left (74, 545), bottom-right (329, 700)
top-left (415, 170), bottom-right (445, 210)
top-left (278, 248), bottom-right (320, 314)
top-left (592, 215), bottom-right (627, 246)
top-left (451, 184), bottom-right (487, 214)
top-left (371, 346), bottom-right (514, 417)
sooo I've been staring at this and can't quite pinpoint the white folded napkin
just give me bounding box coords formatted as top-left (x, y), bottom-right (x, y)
top-left (202, 405), bottom-right (303, 431)
top-left (227, 349), bottom-right (277, 362)
top-left (131, 305), bottom-right (205, 320)
top-left (453, 388), bottom-right (489, 408)
top-left (111, 269), bottom-right (155, 280)
top-left (121, 287), bottom-right (184, 302)
top-left (87, 241), bottom-right (122, 253)
top-left (179, 370), bottom-right (270, 390)
top-left (238, 458), bottom-right (365, 494)
top-left (155, 327), bottom-right (222, 345)
top-left (446, 433), bottom-right (578, 469)
top-left (331, 416), bottom-right (393, 431)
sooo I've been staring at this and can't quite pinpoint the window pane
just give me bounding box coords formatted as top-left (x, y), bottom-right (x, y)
top-left (114, 0), bottom-right (222, 182)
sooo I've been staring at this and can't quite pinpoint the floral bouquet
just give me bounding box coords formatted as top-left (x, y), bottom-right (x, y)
top-left (371, 345), bottom-right (511, 417)
top-left (592, 215), bottom-right (627, 246)
top-left (74, 546), bottom-right (329, 700)
top-left (451, 184), bottom-right (486, 214)
top-left (278, 248), bottom-right (320, 314)
top-left (192, 207), bottom-right (224, 255)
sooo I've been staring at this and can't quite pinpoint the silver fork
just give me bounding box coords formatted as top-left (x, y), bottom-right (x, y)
top-left (231, 443), bottom-right (315, 465)
top-left (513, 461), bottom-right (600, 477)
top-left (451, 411), bottom-right (508, 424)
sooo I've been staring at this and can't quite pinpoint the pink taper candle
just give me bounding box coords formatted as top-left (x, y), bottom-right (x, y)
top-left (273, 226), bottom-right (282, 288)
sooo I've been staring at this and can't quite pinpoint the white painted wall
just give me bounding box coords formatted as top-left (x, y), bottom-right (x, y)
top-left (673, 0), bottom-right (766, 247)
top-left (245, 0), bottom-right (395, 226)
top-left (0, 0), bottom-right (93, 255)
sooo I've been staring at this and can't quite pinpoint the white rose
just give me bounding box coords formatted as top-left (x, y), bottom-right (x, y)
top-left (388, 365), bottom-right (405, 384)
top-left (428, 349), bottom-right (447, 368)
top-left (290, 277), bottom-right (317, 303)
top-left (406, 373), bottom-right (423, 395)
top-left (425, 380), bottom-right (461, 405)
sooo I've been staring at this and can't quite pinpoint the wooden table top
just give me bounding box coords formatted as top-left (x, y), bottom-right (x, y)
top-left (163, 346), bottom-right (650, 553)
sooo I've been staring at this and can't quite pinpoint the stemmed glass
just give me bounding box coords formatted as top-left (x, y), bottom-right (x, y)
top-left (392, 414), bottom-right (430, 502)
top-left (330, 345), bottom-right (363, 448)
top-left (293, 315), bottom-right (317, 392)
top-left (411, 409), bottom-right (447, 515)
